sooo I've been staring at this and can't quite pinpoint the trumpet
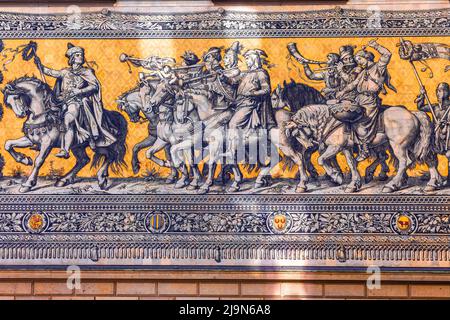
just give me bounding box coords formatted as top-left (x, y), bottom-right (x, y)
top-left (119, 53), bottom-right (149, 67)
top-left (313, 63), bottom-right (354, 71)
top-left (120, 52), bottom-right (205, 71)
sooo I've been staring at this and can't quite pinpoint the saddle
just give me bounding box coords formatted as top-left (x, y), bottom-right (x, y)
top-left (320, 101), bottom-right (387, 147)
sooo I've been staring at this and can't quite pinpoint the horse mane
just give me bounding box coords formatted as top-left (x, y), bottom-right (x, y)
top-left (3, 75), bottom-right (53, 109)
top-left (7, 75), bottom-right (52, 94)
top-left (281, 79), bottom-right (326, 112)
top-left (184, 88), bottom-right (210, 97)
top-left (118, 83), bottom-right (141, 102)
top-left (293, 103), bottom-right (332, 139)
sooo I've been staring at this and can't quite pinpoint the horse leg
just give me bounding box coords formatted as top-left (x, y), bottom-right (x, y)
top-left (97, 158), bottom-right (111, 190)
top-left (304, 148), bottom-right (319, 181)
top-left (365, 149), bottom-right (383, 183)
top-left (174, 163), bottom-right (190, 189)
top-left (56, 147), bottom-right (90, 187)
top-left (382, 143), bottom-right (408, 193)
top-left (255, 131), bottom-right (279, 189)
top-left (199, 131), bottom-right (223, 193)
top-left (163, 144), bottom-right (178, 184)
top-left (280, 149), bottom-right (309, 193)
top-left (187, 164), bottom-right (202, 190)
top-left (318, 145), bottom-right (343, 185)
top-left (342, 148), bottom-right (362, 193)
top-left (5, 136), bottom-right (34, 166)
top-left (328, 156), bottom-right (342, 179)
top-left (131, 135), bottom-right (155, 175)
top-left (378, 149), bottom-right (390, 181)
top-left (183, 146), bottom-right (201, 190)
top-left (424, 153), bottom-right (444, 192)
top-left (145, 138), bottom-right (171, 167)
top-left (19, 139), bottom-right (52, 193)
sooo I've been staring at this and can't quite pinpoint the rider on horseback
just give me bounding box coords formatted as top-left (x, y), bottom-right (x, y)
top-left (336, 39), bottom-right (396, 161)
top-left (34, 43), bottom-right (116, 159)
top-left (301, 52), bottom-right (341, 100)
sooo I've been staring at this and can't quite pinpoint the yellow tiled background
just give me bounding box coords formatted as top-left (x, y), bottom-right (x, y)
top-left (1, 36), bottom-right (449, 178)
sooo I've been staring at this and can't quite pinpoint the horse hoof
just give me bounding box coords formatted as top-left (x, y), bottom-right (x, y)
top-left (55, 180), bottom-right (66, 187)
top-left (365, 174), bottom-right (374, 184)
top-left (332, 173), bottom-right (343, 185)
top-left (424, 185), bottom-right (437, 192)
top-left (174, 180), bottom-right (188, 189)
top-left (186, 184), bottom-right (199, 191)
top-left (345, 186), bottom-right (357, 193)
top-left (21, 157), bottom-right (33, 166)
top-left (382, 186), bottom-right (396, 193)
top-left (295, 186), bottom-right (307, 193)
top-left (197, 187), bottom-right (209, 194)
top-left (227, 185), bottom-right (240, 193)
top-left (19, 185), bottom-right (32, 193)
top-left (378, 173), bottom-right (388, 182)
top-left (254, 182), bottom-right (264, 189)
top-left (98, 178), bottom-right (108, 190)
top-left (165, 177), bottom-right (177, 184)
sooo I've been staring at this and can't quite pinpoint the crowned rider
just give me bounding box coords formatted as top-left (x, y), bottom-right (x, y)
top-left (226, 48), bottom-right (276, 135)
top-left (34, 43), bottom-right (116, 159)
top-left (205, 41), bottom-right (243, 110)
top-left (336, 39), bottom-right (396, 161)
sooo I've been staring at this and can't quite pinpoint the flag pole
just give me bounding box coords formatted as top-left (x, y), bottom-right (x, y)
top-left (409, 60), bottom-right (438, 121)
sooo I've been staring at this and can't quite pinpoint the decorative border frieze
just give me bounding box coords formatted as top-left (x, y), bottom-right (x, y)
top-left (0, 7), bottom-right (448, 39)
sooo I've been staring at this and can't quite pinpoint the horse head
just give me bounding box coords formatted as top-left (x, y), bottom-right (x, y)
top-left (2, 82), bottom-right (31, 118)
top-left (149, 80), bottom-right (176, 111)
top-left (271, 83), bottom-right (291, 111)
top-left (2, 76), bottom-right (50, 119)
top-left (117, 88), bottom-right (143, 123)
top-left (174, 93), bottom-right (195, 124)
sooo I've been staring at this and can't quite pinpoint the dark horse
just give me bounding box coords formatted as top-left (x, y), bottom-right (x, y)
top-left (3, 76), bottom-right (127, 192)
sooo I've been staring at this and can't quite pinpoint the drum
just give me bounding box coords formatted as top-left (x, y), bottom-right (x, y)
top-left (328, 100), bottom-right (364, 123)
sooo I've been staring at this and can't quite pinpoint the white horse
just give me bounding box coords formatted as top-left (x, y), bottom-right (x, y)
top-left (286, 103), bottom-right (443, 193)
top-left (3, 76), bottom-right (128, 192)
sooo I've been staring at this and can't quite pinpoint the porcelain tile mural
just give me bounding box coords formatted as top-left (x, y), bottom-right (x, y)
top-left (0, 7), bottom-right (448, 269)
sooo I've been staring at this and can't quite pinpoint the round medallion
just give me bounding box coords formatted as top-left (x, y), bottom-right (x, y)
top-left (390, 211), bottom-right (418, 235)
top-left (266, 211), bottom-right (293, 234)
top-left (144, 211), bottom-right (170, 234)
top-left (22, 212), bottom-right (49, 234)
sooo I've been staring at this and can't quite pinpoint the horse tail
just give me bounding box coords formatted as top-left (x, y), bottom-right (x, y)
top-left (387, 144), bottom-right (399, 171)
top-left (280, 156), bottom-right (296, 172)
top-left (412, 111), bottom-right (433, 164)
top-left (92, 110), bottom-right (128, 174)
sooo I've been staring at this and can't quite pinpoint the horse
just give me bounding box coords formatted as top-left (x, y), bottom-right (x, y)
top-left (145, 80), bottom-right (202, 189)
top-left (271, 80), bottom-right (391, 191)
top-left (286, 103), bottom-right (443, 193)
top-left (2, 76), bottom-right (128, 192)
top-left (116, 82), bottom-right (177, 183)
top-left (223, 79), bottom-right (329, 192)
top-left (152, 79), bottom-right (330, 192)
top-left (148, 80), bottom-right (234, 193)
